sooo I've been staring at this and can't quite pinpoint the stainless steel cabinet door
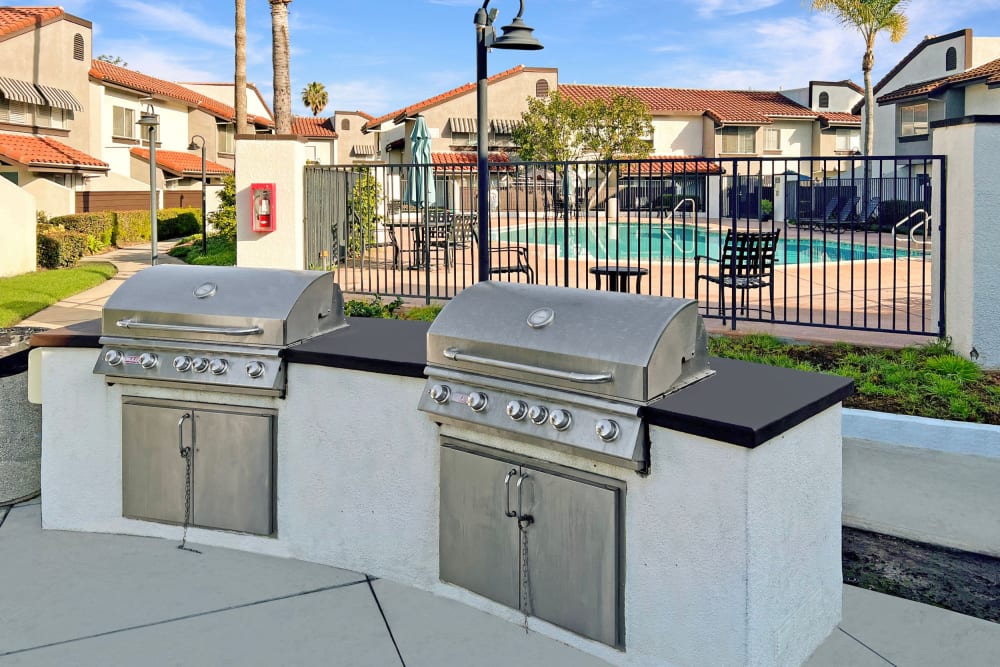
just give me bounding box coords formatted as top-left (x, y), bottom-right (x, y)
top-left (192, 408), bottom-right (274, 535)
top-left (122, 401), bottom-right (188, 525)
top-left (520, 466), bottom-right (621, 647)
top-left (439, 445), bottom-right (519, 608)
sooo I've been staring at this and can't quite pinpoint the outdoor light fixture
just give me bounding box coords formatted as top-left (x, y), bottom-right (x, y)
top-left (187, 135), bottom-right (208, 254)
top-left (136, 102), bottom-right (160, 266)
top-left (475, 0), bottom-right (543, 281)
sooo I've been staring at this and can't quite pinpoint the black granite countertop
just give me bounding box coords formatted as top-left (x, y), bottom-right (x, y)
top-left (31, 317), bottom-right (853, 449)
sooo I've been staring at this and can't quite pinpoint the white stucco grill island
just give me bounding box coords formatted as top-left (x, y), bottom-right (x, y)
top-left (31, 301), bottom-right (852, 666)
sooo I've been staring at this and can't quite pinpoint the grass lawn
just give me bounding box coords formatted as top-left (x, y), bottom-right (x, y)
top-left (0, 263), bottom-right (117, 327)
top-left (168, 234), bottom-right (235, 266)
top-left (710, 334), bottom-right (1000, 425)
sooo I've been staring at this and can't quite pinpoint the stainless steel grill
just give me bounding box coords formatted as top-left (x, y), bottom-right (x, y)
top-left (93, 265), bottom-right (346, 397)
top-left (418, 282), bottom-right (713, 470)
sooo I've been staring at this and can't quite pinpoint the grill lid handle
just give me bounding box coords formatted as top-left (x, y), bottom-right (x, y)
top-left (115, 319), bottom-right (263, 336)
top-left (442, 347), bottom-right (613, 384)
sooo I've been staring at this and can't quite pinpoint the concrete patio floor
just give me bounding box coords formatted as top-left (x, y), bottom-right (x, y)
top-left (2, 499), bottom-right (999, 666)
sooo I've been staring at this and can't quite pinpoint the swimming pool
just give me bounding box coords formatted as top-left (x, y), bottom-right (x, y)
top-left (494, 224), bottom-right (924, 265)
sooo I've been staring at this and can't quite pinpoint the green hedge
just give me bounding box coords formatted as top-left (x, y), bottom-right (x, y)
top-left (115, 210), bottom-right (151, 244)
top-left (158, 208), bottom-right (202, 239)
top-left (48, 212), bottom-right (115, 253)
top-left (37, 229), bottom-right (88, 268)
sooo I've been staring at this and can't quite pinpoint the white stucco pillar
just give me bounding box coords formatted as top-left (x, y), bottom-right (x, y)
top-left (0, 177), bottom-right (37, 277)
top-left (933, 120), bottom-right (1000, 369)
top-left (235, 136), bottom-right (307, 270)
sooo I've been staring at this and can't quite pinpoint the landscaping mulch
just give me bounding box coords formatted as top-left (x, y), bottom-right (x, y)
top-left (843, 527), bottom-right (1000, 623)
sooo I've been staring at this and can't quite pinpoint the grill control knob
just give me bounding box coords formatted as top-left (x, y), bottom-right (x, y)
top-left (104, 349), bottom-right (124, 367)
top-left (138, 352), bottom-right (158, 369)
top-left (596, 419), bottom-right (621, 442)
top-left (506, 400), bottom-right (528, 421)
top-left (172, 355), bottom-right (193, 372)
top-left (429, 384), bottom-right (451, 404)
top-left (191, 357), bottom-right (210, 374)
top-left (246, 361), bottom-right (266, 379)
top-left (549, 409), bottom-right (573, 431)
top-left (467, 391), bottom-right (489, 413)
top-left (209, 358), bottom-right (229, 375)
top-left (528, 405), bottom-right (548, 425)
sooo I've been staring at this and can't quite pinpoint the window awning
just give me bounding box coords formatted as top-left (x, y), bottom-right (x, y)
top-left (0, 77), bottom-right (45, 106)
top-left (352, 144), bottom-right (378, 156)
top-left (35, 84), bottom-right (83, 111)
top-left (449, 117), bottom-right (477, 134)
top-left (490, 118), bottom-right (522, 134)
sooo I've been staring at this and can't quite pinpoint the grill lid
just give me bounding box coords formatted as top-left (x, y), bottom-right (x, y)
top-left (426, 282), bottom-right (712, 403)
top-left (101, 265), bottom-right (345, 347)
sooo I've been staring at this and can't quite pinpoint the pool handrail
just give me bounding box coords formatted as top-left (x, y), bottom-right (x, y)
top-left (893, 209), bottom-right (931, 246)
top-left (672, 198), bottom-right (696, 214)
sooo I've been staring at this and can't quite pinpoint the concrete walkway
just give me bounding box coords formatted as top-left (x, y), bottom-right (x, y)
top-left (17, 242), bottom-right (184, 330)
top-left (2, 499), bottom-right (999, 666)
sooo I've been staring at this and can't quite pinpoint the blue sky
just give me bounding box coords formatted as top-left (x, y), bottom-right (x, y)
top-left (30, 0), bottom-right (1000, 117)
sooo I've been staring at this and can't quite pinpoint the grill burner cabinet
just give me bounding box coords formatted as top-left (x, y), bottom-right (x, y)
top-left (419, 281), bottom-right (713, 471)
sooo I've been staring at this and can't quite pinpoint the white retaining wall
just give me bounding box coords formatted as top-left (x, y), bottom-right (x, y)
top-left (0, 177), bottom-right (37, 277)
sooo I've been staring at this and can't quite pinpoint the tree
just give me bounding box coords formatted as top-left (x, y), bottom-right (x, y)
top-left (811, 0), bottom-right (910, 155)
top-left (270, 0), bottom-right (293, 134)
top-left (301, 82), bottom-right (328, 117)
top-left (512, 90), bottom-right (653, 162)
top-left (234, 0), bottom-right (250, 134)
top-left (96, 54), bottom-right (128, 67)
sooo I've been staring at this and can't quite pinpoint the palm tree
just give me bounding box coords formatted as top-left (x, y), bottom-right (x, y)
top-left (270, 0), bottom-right (292, 134)
top-left (811, 0), bottom-right (910, 155)
top-left (234, 0), bottom-right (250, 134)
top-left (301, 82), bottom-right (328, 117)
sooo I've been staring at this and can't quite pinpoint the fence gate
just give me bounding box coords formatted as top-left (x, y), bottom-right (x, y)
top-left (304, 166), bottom-right (353, 271)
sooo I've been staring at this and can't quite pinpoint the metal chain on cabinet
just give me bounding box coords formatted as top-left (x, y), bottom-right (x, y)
top-left (177, 412), bottom-right (201, 554)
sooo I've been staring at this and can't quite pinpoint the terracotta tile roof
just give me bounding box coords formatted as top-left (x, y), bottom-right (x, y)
top-left (877, 57), bottom-right (1000, 105)
top-left (130, 148), bottom-right (232, 176)
top-left (0, 6), bottom-right (63, 38)
top-left (291, 116), bottom-right (337, 138)
top-left (90, 60), bottom-right (273, 127)
top-left (363, 66), bottom-right (526, 132)
top-left (818, 111), bottom-right (862, 126)
top-left (431, 152), bottom-right (510, 166)
top-left (621, 157), bottom-right (723, 176)
top-left (0, 132), bottom-right (107, 170)
top-left (559, 84), bottom-right (818, 125)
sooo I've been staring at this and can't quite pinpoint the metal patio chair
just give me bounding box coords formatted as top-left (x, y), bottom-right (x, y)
top-left (695, 229), bottom-right (781, 324)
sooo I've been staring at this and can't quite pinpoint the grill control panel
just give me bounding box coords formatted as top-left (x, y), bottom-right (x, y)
top-left (95, 344), bottom-right (285, 395)
top-left (420, 376), bottom-right (646, 469)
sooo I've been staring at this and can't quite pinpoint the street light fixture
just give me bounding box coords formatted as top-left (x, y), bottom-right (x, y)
top-left (474, 0), bottom-right (543, 282)
top-left (187, 135), bottom-right (208, 254)
top-left (136, 103), bottom-right (159, 266)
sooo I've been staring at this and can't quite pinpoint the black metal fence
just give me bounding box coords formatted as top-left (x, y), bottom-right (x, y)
top-left (305, 155), bottom-right (944, 336)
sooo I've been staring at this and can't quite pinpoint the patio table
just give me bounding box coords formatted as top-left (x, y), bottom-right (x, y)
top-left (589, 265), bottom-right (649, 293)
top-left (385, 216), bottom-right (453, 269)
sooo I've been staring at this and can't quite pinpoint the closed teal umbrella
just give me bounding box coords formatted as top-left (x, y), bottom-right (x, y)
top-left (404, 116), bottom-right (435, 207)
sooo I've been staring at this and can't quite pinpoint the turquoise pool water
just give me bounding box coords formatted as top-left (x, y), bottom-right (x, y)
top-left (495, 224), bottom-right (924, 264)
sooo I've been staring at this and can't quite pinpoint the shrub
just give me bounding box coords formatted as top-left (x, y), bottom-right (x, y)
top-left (36, 210), bottom-right (48, 226)
top-left (157, 208), bottom-right (202, 239)
top-left (115, 210), bottom-right (150, 244)
top-left (876, 200), bottom-right (927, 232)
top-left (344, 295), bottom-right (403, 318)
top-left (37, 229), bottom-right (88, 268)
top-left (209, 174), bottom-right (236, 241)
top-left (403, 305), bottom-right (443, 321)
top-left (48, 212), bottom-right (115, 254)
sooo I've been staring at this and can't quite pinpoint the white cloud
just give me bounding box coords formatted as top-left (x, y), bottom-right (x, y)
top-left (108, 0), bottom-right (232, 49)
top-left (321, 79), bottom-right (401, 116)
top-left (100, 37), bottom-right (224, 83)
top-left (691, 0), bottom-right (783, 19)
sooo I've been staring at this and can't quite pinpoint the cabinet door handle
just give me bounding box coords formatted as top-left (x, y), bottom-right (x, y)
top-left (516, 473), bottom-right (533, 525)
top-left (177, 412), bottom-right (192, 457)
top-left (504, 468), bottom-right (518, 518)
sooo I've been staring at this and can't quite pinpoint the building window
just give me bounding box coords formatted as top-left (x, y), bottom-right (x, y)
top-left (818, 91), bottom-right (830, 109)
top-left (112, 106), bottom-right (135, 138)
top-left (341, 118), bottom-right (350, 131)
top-left (945, 46), bottom-right (957, 71)
top-left (0, 99), bottom-right (27, 124)
top-left (535, 79), bottom-right (550, 98)
top-left (73, 34), bottom-right (85, 61)
top-left (764, 128), bottom-right (781, 151)
top-left (1, 172), bottom-right (18, 185)
top-left (720, 126), bottom-right (756, 154)
top-left (835, 128), bottom-right (860, 152)
top-left (899, 102), bottom-right (928, 137)
top-left (218, 123), bottom-right (235, 153)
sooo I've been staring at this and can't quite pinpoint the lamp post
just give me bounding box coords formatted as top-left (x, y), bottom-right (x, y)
top-left (188, 135), bottom-right (208, 254)
top-left (136, 104), bottom-right (159, 266)
top-left (474, 0), bottom-right (542, 282)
